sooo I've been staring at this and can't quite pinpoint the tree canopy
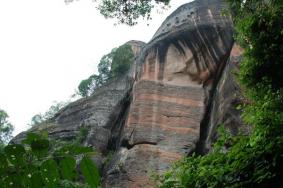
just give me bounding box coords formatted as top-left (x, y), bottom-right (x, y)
top-left (65, 0), bottom-right (171, 25)
top-left (78, 43), bottom-right (134, 97)
top-left (30, 101), bottom-right (68, 127)
top-left (0, 109), bottom-right (14, 149)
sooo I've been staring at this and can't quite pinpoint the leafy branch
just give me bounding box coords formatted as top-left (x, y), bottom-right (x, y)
top-left (0, 132), bottom-right (100, 188)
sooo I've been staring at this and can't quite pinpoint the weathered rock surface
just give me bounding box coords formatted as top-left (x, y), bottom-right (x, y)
top-left (13, 0), bottom-right (245, 187)
top-left (12, 41), bottom-right (145, 172)
top-left (202, 44), bottom-right (249, 152)
top-left (104, 0), bottom-right (234, 187)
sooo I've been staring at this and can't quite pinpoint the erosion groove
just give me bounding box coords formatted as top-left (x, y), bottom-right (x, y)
top-left (12, 1), bottom-right (245, 187)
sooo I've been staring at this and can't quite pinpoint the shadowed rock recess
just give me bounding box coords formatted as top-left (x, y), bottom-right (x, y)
top-left (13, 0), bottom-right (243, 187)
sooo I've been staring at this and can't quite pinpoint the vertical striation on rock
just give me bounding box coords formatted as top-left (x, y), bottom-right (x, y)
top-left (104, 0), bottom-right (234, 187)
top-left (203, 44), bottom-right (249, 152)
top-left (12, 1), bottom-right (243, 187)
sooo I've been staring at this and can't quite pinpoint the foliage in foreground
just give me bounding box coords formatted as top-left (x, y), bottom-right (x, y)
top-left (0, 109), bottom-right (14, 150)
top-left (0, 132), bottom-right (100, 188)
top-left (159, 0), bottom-right (283, 187)
top-left (78, 43), bottom-right (134, 97)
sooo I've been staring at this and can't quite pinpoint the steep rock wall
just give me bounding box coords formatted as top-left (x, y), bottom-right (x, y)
top-left (203, 44), bottom-right (248, 152)
top-left (12, 41), bottom-right (145, 172)
top-left (12, 1), bottom-right (242, 187)
top-left (104, 0), bottom-right (234, 187)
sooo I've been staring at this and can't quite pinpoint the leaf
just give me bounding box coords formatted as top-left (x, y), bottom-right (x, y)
top-left (55, 144), bottom-right (93, 157)
top-left (70, 145), bottom-right (93, 155)
top-left (29, 172), bottom-right (44, 188)
top-left (40, 159), bottom-right (60, 188)
top-left (59, 156), bottom-right (78, 181)
top-left (4, 144), bottom-right (26, 167)
top-left (0, 153), bottom-right (8, 174)
top-left (236, 105), bottom-right (242, 110)
top-left (31, 138), bottom-right (49, 158)
top-left (2, 173), bottom-right (23, 188)
top-left (22, 165), bottom-right (44, 188)
top-left (22, 133), bottom-right (41, 145)
top-left (80, 156), bottom-right (100, 188)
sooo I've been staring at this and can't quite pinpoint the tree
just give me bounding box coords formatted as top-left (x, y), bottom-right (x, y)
top-left (30, 114), bottom-right (45, 126)
top-left (110, 44), bottom-right (134, 77)
top-left (30, 101), bottom-right (69, 127)
top-left (98, 51), bottom-right (115, 82)
top-left (78, 44), bottom-right (134, 97)
top-left (78, 77), bottom-right (93, 97)
top-left (0, 109), bottom-right (14, 149)
top-left (65, 0), bottom-right (171, 25)
top-left (78, 74), bottom-right (102, 97)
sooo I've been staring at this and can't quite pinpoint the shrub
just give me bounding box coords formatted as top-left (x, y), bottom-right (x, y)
top-left (0, 132), bottom-right (100, 188)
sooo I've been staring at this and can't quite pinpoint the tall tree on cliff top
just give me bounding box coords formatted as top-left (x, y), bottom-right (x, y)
top-left (78, 44), bottom-right (134, 97)
top-left (0, 109), bottom-right (14, 149)
top-left (65, 0), bottom-right (171, 25)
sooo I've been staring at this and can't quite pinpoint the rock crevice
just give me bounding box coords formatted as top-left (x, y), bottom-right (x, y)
top-left (12, 1), bottom-right (245, 187)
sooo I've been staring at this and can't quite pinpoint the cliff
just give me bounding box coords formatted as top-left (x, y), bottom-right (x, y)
top-left (13, 0), bottom-right (244, 187)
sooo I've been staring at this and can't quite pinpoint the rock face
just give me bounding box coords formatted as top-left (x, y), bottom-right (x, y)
top-left (13, 41), bottom-right (145, 172)
top-left (104, 0), bottom-right (234, 187)
top-left (202, 44), bottom-right (247, 152)
top-left (13, 0), bottom-right (244, 187)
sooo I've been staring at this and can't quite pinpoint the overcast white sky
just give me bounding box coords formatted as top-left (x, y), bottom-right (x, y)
top-left (0, 0), bottom-right (190, 136)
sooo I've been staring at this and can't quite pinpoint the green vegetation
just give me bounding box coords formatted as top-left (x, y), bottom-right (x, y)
top-left (30, 101), bottom-right (68, 127)
top-left (0, 109), bottom-right (14, 150)
top-left (74, 127), bottom-right (89, 144)
top-left (78, 43), bottom-right (134, 97)
top-left (65, 0), bottom-right (170, 25)
top-left (98, 0), bottom-right (170, 25)
top-left (159, 0), bottom-right (283, 187)
top-left (0, 132), bottom-right (100, 188)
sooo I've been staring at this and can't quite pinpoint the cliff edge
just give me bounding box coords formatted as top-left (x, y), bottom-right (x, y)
top-left (13, 0), bottom-right (243, 187)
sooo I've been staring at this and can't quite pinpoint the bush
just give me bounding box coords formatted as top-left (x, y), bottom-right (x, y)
top-left (0, 132), bottom-right (100, 188)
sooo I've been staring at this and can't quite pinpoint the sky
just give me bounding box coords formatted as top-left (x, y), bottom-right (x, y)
top-left (0, 0), bottom-right (191, 136)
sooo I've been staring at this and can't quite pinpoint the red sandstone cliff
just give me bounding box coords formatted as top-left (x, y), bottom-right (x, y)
top-left (13, 1), bottom-right (244, 187)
